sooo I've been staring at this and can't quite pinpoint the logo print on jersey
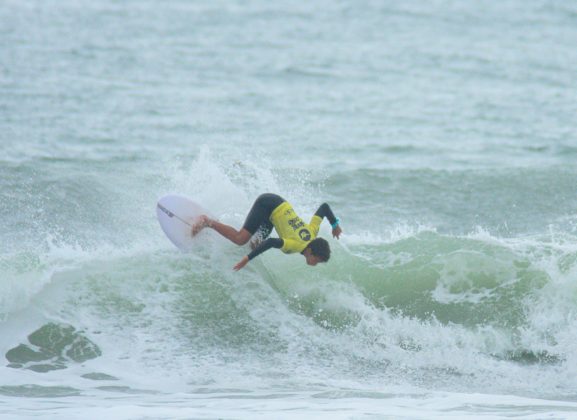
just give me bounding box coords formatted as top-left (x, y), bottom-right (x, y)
top-left (299, 229), bottom-right (311, 241)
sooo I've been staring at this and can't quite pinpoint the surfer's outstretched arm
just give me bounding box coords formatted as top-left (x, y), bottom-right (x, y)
top-left (314, 203), bottom-right (342, 239)
top-left (233, 238), bottom-right (283, 271)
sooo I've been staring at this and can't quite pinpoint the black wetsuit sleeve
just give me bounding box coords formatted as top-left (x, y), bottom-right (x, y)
top-left (314, 203), bottom-right (338, 226)
top-left (247, 238), bottom-right (284, 260)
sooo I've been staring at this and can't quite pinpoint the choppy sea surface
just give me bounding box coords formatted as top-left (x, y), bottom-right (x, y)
top-left (2, 1), bottom-right (577, 418)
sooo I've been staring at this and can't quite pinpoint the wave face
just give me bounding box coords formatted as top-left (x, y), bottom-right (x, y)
top-left (2, 0), bottom-right (577, 417)
top-left (2, 151), bottom-right (577, 407)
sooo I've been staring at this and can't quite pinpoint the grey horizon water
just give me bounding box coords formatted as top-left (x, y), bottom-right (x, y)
top-left (2, 1), bottom-right (577, 419)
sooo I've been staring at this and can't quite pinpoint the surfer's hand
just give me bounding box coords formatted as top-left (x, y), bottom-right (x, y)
top-left (332, 225), bottom-right (342, 239)
top-left (233, 256), bottom-right (249, 271)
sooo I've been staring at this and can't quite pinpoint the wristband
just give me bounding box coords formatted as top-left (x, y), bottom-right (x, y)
top-left (331, 218), bottom-right (340, 229)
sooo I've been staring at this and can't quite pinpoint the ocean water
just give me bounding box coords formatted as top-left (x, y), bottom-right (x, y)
top-left (2, 0), bottom-right (577, 418)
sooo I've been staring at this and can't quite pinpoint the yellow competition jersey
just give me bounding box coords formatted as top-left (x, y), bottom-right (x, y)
top-left (269, 202), bottom-right (322, 254)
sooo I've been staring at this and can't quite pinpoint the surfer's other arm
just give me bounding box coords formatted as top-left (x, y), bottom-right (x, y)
top-left (314, 203), bottom-right (342, 239)
top-left (233, 238), bottom-right (283, 271)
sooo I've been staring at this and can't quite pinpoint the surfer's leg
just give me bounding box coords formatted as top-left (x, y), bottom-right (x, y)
top-left (242, 194), bottom-right (283, 239)
top-left (208, 220), bottom-right (252, 245)
top-left (250, 220), bottom-right (273, 250)
top-left (193, 194), bottom-right (283, 246)
top-left (191, 215), bottom-right (251, 245)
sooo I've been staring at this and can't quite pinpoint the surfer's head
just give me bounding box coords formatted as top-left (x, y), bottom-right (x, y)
top-left (304, 238), bottom-right (331, 266)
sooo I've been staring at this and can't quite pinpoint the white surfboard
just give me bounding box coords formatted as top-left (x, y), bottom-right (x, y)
top-left (156, 194), bottom-right (208, 251)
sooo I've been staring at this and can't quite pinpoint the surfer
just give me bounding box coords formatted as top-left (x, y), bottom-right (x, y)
top-left (192, 193), bottom-right (342, 271)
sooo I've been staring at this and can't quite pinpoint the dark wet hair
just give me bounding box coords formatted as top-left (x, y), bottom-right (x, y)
top-left (308, 237), bottom-right (330, 262)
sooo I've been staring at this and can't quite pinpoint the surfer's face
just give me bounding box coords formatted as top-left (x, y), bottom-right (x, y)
top-left (305, 253), bottom-right (322, 266)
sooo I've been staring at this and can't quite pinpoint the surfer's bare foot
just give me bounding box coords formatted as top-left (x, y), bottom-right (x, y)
top-left (191, 215), bottom-right (210, 237)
